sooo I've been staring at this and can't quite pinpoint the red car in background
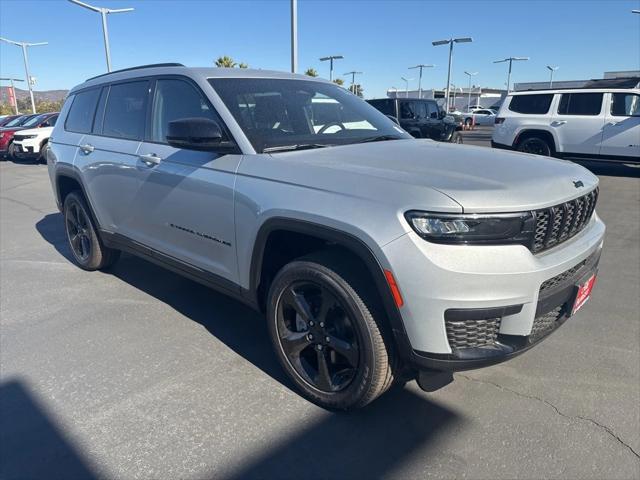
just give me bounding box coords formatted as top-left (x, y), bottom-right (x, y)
top-left (0, 113), bottom-right (58, 159)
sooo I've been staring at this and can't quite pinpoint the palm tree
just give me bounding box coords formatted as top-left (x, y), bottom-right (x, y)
top-left (238, 62), bottom-right (249, 69)
top-left (333, 78), bottom-right (345, 86)
top-left (304, 68), bottom-right (318, 77)
top-left (215, 56), bottom-right (237, 68)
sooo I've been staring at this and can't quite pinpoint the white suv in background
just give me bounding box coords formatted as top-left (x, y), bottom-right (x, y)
top-left (492, 78), bottom-right (640, 164)
top-left (12, 115), bottom-right (58, 163)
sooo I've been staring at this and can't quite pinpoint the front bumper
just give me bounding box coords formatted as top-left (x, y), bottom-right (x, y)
top-left (382, 213), bottom-right (605, 371)
top-left (12, 140), bottom-right (40, 158)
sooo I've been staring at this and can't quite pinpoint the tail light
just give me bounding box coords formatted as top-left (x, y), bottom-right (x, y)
top-left (495, 117), bottom-right (505, 125)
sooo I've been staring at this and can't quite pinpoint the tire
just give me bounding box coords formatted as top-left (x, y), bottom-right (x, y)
top-left (266, 250), bottom-right (397, 410)
top-left (451, 131), bottom-right (463, 144)
top-left (464, 118), bottom-right (472, 127)
top-left (63, 191), bottom-right (120, 271)
top-left (7, 142), bottom-right (16, 160)
top-left (38, 142), bottom-right (50, 164)
top-left (517, 136), bottom-right (552, 156)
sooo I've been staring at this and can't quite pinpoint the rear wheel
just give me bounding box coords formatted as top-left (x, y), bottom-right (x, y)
top-left (63, 191), bottom-right (120, 270)
top-left (517, 136), bottom-right (552, 156)
top-left (267, 251), bottom-right (397, 410)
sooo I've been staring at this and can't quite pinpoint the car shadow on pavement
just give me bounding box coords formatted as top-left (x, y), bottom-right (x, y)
top-left (0, 380), bottom-right (99, 480)
top-left (35, 213), bottom-right (464, 479)
top-left (574, 160), bottom-right (640, 178)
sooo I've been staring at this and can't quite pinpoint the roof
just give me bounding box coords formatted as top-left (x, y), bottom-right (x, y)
top-left (513, 76), bottom-right (639, 93)
top-left (73, 63), bottom-right (325, 94)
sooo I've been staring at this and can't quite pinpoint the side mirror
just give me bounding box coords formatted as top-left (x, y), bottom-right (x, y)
top-left (438, 110), bottom-right (447, 119)
top-left (386, 114), bottom-right (400, 125)
top-left (167, 117), bottom-right (225, 151)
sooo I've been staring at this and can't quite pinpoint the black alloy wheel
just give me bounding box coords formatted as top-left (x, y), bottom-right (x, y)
top-left (276, 281), bottom-right (359, 393)
top-left (65, 201), bottom-right (92, 262)
top-left (518, 137), bottom-right (551, 156)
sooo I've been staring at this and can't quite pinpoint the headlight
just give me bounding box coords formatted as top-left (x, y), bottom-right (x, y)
top-left (22, 135), bottom-right (37, 139)
top-left (405, 210), bottom-right (535, 245)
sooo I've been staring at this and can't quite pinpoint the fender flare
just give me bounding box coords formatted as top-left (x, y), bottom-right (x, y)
top-left (247, 217), bottom-right (414, 362)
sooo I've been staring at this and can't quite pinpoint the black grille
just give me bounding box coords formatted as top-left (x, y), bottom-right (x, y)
top-left (532, 189), bottom-right (598, 253)
top-left (540, 258), bottom-right (589, 293)
top-left (530, 306), bottom-right (565, 341)
top-left (446, 318), bottom-right (501, 349)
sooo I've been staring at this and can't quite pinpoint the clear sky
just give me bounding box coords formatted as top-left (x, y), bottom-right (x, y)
top-left (1, 0), bottom-right (639, 98)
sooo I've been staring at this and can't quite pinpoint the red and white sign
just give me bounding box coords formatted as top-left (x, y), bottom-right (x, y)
top-left (7, 86), bottom-right (16, 109)
top-left (572, 274), bottom-right (597, 315)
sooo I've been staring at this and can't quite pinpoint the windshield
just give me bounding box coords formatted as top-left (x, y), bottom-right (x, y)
top-left (22, 114), bottom-right (48, 127)
top-left (4, 115), bottom-right (30, 127)
top-left (209, 78), bottom-right (410, 152)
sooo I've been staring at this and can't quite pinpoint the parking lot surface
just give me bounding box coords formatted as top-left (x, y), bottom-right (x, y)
top-left (1, 148), bottom-right (639, 479)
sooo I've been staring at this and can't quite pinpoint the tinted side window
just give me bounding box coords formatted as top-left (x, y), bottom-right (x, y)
top-left (508, 94), bottom-right (554, 114)
top-left (415, 102), bottom-right (427, 119)
top-left (400, 101), bottom-right (416, 119)
top-left (611, 93), bottom-right (640, 116)
top-left (150, 79), bottom-right (217, 143)
top-left (102, 81), bottom-right (148, 140)
top-left (558, 93), bottom-right (603, 116)
top-left (427, 101), bottom-right (439, 119)
top-left (65, 89), bottom-right (101, 133)
top-left (367, 99), bottom-right (395, 116)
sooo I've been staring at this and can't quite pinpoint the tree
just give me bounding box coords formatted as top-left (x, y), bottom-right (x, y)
top-left (215, 56), bottom-right (249, 68)
top-left (304, 68), bottom-right (318, 77)
top-left (333, 78), bottom-right (344, 86)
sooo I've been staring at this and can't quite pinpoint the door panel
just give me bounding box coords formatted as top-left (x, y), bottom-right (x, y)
top-left (600, 92), bottom-right (640, 158)
top-left (552, 92), bottom-right (605, 155)
top-left (133, 144), bottom-right (242, 283)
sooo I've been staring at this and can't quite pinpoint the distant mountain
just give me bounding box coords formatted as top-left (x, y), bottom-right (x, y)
top-left (0, 86), bottom-right (68, 104)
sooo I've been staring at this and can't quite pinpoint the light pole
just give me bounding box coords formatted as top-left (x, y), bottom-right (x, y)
top-left (494, 56), bottom-right (529, 92)
top-left (633, 9), bottom-right (640, 13)
top-left (319, 55), bottom-right (343, 81)
top-left (0, 77), bottom-right (24, 114)
top-left (344, 71), bottom-right (363, 95)
top-left (464, 71), bottom-right (478, 111)
top-left (546, 65), bottom-right (559, 88)
top-left (400, 77), bottom-right (413, 98)
top-left (432, 37), bottom-right (472, 110)
top-left (0, 37), bottom-right (48, 114)
top-left (290, 0), bottom-right (297, 73)
top-left (409, 64), bottom-right (434, 98)
top-left (68, 0), bottom-right (134, 72)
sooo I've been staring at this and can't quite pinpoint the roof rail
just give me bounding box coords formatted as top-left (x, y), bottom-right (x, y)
top-left (85, 63), bottom-right (185, 82)
top-left (518, 76), bottom-right (640, 92)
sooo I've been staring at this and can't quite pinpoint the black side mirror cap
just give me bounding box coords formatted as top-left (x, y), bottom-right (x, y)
top-left (167, 117), bottom-right (227, 151)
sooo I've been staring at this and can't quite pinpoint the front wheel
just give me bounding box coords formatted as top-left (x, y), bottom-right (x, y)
top-left (517, 136), bottom-right (552, 156)
top-left (450, 132), bottom-right (463, 144)
top-left (267, 252), bottom-right (397, 410)
top-left (63, 191), bottom-right (120, 270)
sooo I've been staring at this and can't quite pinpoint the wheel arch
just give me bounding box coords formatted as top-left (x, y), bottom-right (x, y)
top-left (247, 217), bottom-right (413, 362)
top-left (54, 166), bottom-right (102, 230)
top-left (513, 128), bottom-right (558, 153)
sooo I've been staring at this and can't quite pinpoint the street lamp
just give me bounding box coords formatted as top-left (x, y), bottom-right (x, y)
top-left (319, 55), bottom-right (344, 81)
top-left (68, 0), bottom-right (134, 72)
top-left (0, 37), bottom-right (48, 113)
top-left (344, 71), bottom-right (363, 95)
top-left (464, 71), bottom-right (478, 111)
top-left (494, 56), bottom-right (529, 92)
top-left (632, 9), bottom-right (640, 13)
top-left (546, 65), bottom-right (559, 88)
top-left (432, 37), bottom-right (473, 110)
top-left (409, 64), bottom-right (435, 98)
top-left (0, 77), bottom-right (24, 114)
top-left (400, 76), bottom-right (413, 98)
top-left (290, 0), bottom-right (297, 73)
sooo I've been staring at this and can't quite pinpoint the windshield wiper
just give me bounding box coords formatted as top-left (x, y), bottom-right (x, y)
top-left (263, 143), bottom-right (332, 153)
top-left (354, 134), bottom-right (404, 144)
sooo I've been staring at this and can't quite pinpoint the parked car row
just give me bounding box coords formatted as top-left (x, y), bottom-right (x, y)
top-left (0, 112), bottom-right (59, 162)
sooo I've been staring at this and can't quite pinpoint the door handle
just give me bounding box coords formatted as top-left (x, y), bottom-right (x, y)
top-left (551, 120), bottom-right (567, 126)
top-left (79, 143), bottom-right (94, 154)
top-left (138, 153), bottom-right (162, 167)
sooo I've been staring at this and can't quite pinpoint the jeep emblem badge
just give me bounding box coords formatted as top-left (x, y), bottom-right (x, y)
top-left (573, 180), bottom-right (584, 188)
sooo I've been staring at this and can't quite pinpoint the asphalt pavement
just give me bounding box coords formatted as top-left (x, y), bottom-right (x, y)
top-left (1, 143), bottom-right (639, 479)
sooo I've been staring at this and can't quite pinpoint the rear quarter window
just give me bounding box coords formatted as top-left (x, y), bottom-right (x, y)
top-left (64, 88), bottom-right (101, 133)
top-left (508, 94), bottom-right (554, 114)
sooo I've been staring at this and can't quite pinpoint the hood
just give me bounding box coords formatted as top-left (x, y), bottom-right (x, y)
top-left (15, 126), bottom-right (53, 136)
top-left (270, 139), bottom-right (598, 213)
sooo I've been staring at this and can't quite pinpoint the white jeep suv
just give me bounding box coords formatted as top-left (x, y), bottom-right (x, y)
top-left (492, 78), bottom-right (639, 163)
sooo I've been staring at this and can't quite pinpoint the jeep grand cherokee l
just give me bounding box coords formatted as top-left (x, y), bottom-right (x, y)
top-left (47, 64), bottom-right (605, 409)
